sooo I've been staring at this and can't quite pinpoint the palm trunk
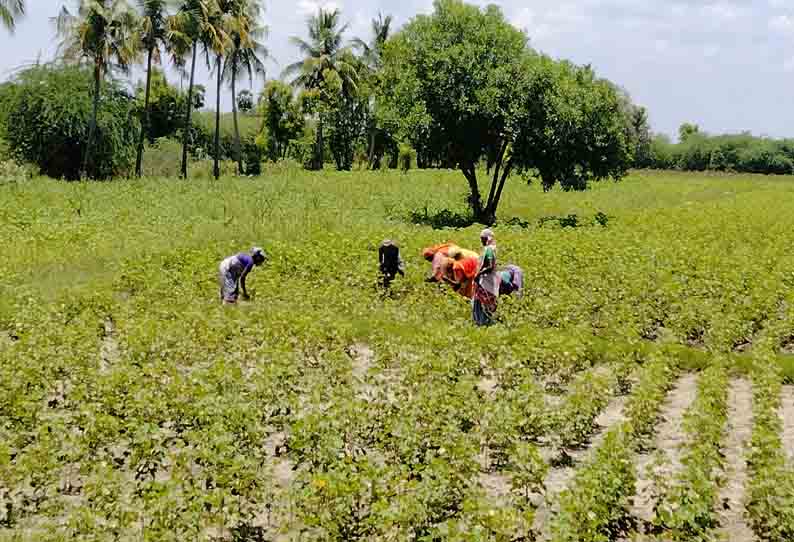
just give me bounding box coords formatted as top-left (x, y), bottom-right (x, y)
top-left (367, 124), bottom-right (376, 169)
top-left (213, 53), bottom-right (222, 180)
top-left (181, 42), bottom-right (198, 179)
top-left (135, 46), bottom-right (154, 178)
top-left (231, 73), bottom-right (242, 175)
top-left (316, 113), bottom-right (324, 170)
top-left (81, 62), bottom-right (101, 180)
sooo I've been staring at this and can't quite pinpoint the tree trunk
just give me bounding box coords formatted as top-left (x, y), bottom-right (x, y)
top-left (136, 46), bottom-right (154, 178)
top-left (461, 165), bottom-right (487, 222)
top-left (213, 54), bottom-right (222, 180)
top-left (489, 160), bottom-right (513, 218)
top-left (231, 73), bottom-right (243, 175)
top-left (367, 124), bottom-right (376, 169)
top-left (315, 113), bottom-right (324, 170)
top-left (181, 42), bottom-right (198, 179)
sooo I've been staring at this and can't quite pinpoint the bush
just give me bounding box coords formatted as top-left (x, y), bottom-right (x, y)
top-left (0, 64), bottom-right (140, 180)
top-left (398, 142), bottom-right (416, 172)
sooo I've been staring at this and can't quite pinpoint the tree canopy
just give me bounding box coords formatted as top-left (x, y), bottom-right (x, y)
top-left (378, 0), bottom-right (631, 224)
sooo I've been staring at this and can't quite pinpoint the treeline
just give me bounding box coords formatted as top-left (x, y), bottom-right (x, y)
top-left (640, 124), bottom-right (794, 175)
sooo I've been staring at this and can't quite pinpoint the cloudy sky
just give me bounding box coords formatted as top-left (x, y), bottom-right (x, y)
top-left (2, 0), bottom-right (794, 139)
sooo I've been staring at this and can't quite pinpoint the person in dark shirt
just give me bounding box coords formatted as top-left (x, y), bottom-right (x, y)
top-left (218, 247), bottom-right (267, 304)
top-left (379, 240), bottom-right (405, 287)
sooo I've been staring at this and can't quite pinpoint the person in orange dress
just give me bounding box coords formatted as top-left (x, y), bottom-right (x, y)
top-left (447, 246), bottom-right (480, 298)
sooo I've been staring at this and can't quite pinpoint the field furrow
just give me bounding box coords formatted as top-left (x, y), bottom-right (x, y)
top-left (626, 372), bottom-right (699, 537)
top-left (716, 378), bottom-right (755, 542)
top-left (779, 384), bottom-right (794, 464)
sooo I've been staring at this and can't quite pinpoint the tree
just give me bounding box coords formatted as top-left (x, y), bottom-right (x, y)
top-left (170, 0), bottom-right (220, 179)
top-left (0, 64), bottom-right (140, 179)
top-left (258, 81), bottom-right (303, 161)
top-left (237, 89), bottom-right (253, 112)
top-left (134, 68), bottom-right (192, 141)
top-left (0, 0), bottom-right (24, 32)
top-left (630, 106), bottom-right (652, 168)
top-left (222, 0), bottom-right (267, 175)
top-left (679, 122), bottom-right (700, 143)
top-left (285, 8), bottom-right (358, 170)
top-left (352, 12), bottom-right (392, 168)
top-left (379, 0), bottom-right (630, 224)
top-left (135, 0), bottom-right (171, 177)
top-left (55, 0), bottom-right (140, 179)
top-left (378, 0), bottom-right (529, 222)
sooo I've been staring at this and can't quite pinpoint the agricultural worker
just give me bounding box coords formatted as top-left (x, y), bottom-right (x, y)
top-left (423, 242), bottom-right (455, 283)
top-left (447, 245), bottom-right (480, 298)
top-left (379, 239), bottom-right (405, 287)
top-left (218, 247), bottom-right (267, 304)
top-left (499, 264), bottom-right (524, 297)
top-left (473, 229), bottom-right (499, 326)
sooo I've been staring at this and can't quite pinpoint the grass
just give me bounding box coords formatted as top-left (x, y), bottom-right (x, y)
top-left (3, 166), bottom-right (794, 539)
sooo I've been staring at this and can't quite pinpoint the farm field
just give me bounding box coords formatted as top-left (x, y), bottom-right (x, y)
top-left (3, 167), bottom-right (794, 541)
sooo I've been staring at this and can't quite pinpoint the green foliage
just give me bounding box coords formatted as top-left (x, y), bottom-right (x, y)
top-left (257, 80), bottom-right (304, 161)
top-left (3, 169), bottom-right (794, 538)
top-left (642, 129), bottom-right (794, 175)
top-left (0, 64), bottom-right (140, 180)
top-left (379, 0), bottom-right (630, 222)
top-left (652, 364), bottom-right (729, 540)
top-left (135, 68), bottom-right (197, 142)
top-left (746, 354), bottom-right (794, 541)
top-left (551, 427), bottom-right (636, 542)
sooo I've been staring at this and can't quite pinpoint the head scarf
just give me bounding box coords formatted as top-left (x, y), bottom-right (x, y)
top-left (480, 229), bottom-right (495, 245)
top-left (251, 247), bottom-right (267, 260)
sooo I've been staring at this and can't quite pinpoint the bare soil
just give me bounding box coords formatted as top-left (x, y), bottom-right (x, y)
top-left (627, 372), bottom-right (699, 536)
top-left (779, 385), bottom-right (794, 465)
top-left (715, 379), bottom-right (755, 542)
top-left (533, 394), bottom-right (628, 539)
top-left (99, 318), bottom-right (119, 371)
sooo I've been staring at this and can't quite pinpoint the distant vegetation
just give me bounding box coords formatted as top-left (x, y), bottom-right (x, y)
top-left (642, 124), bottom-right (794, 175)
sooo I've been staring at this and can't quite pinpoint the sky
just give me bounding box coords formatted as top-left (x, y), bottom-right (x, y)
top-left (2, 0), bottom-right (794, 139)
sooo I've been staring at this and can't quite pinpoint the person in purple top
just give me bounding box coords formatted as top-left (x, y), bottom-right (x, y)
top-left (218, 247), bottom-right (267, 304)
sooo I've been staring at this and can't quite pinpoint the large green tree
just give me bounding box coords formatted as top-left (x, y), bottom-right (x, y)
top-left (258, 80), bottom-right (303, 161)
top-left (135, 0), bottom-right (171, 177)
top-left (222, 0), bottom-right (267, 175)
top-left (285, 8), bottom-right (358, 170)
top-left (0, 0), bottom-right (24, 32)
top-left (55, 0), bottom-right (139, 179)
top-left (379, 0), bottom-right (631, 224)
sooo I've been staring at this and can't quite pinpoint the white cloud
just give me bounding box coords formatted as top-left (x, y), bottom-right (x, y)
top-left (769, 14), bottom-right (794, 32)
top-left (297, 0), bottom-right (342, 17)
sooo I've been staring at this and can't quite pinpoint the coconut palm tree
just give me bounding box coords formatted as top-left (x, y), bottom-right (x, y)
top-left (55, 0), bottom-right (139, 179)
top-left (135, 0), bottom-right (171, 177)
top-left (0, 0), bottom-right (25, 32)
top-left (352, 12), bottom-right (392, 168)
top-left (351, 12), bottom-right (391, 71)
top-left (222, 0), bottom-right (267, 175)
top-left (207, 1), bottom-right (231, 179)
top-left (284, 8), bottom-right (357, 170)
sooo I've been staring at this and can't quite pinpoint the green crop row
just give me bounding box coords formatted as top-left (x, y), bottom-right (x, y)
top-left (746, 354), bottom-right (794, 541)
top-left (550, 353), bottom-right (676, 542)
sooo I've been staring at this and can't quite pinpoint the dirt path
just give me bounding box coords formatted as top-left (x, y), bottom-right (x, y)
top-left (716, 379), bottom-right (755, 542)
top-left (779, 385), bottom-right (794, 465)
top-left (99, 318), bottom-right (119, 371)
top-left (626, 372), bottom-right (699, 538)
top-left (256, 430), bottom-right (295, 540)
top-left (533, 394), bottom-right (628, 539)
